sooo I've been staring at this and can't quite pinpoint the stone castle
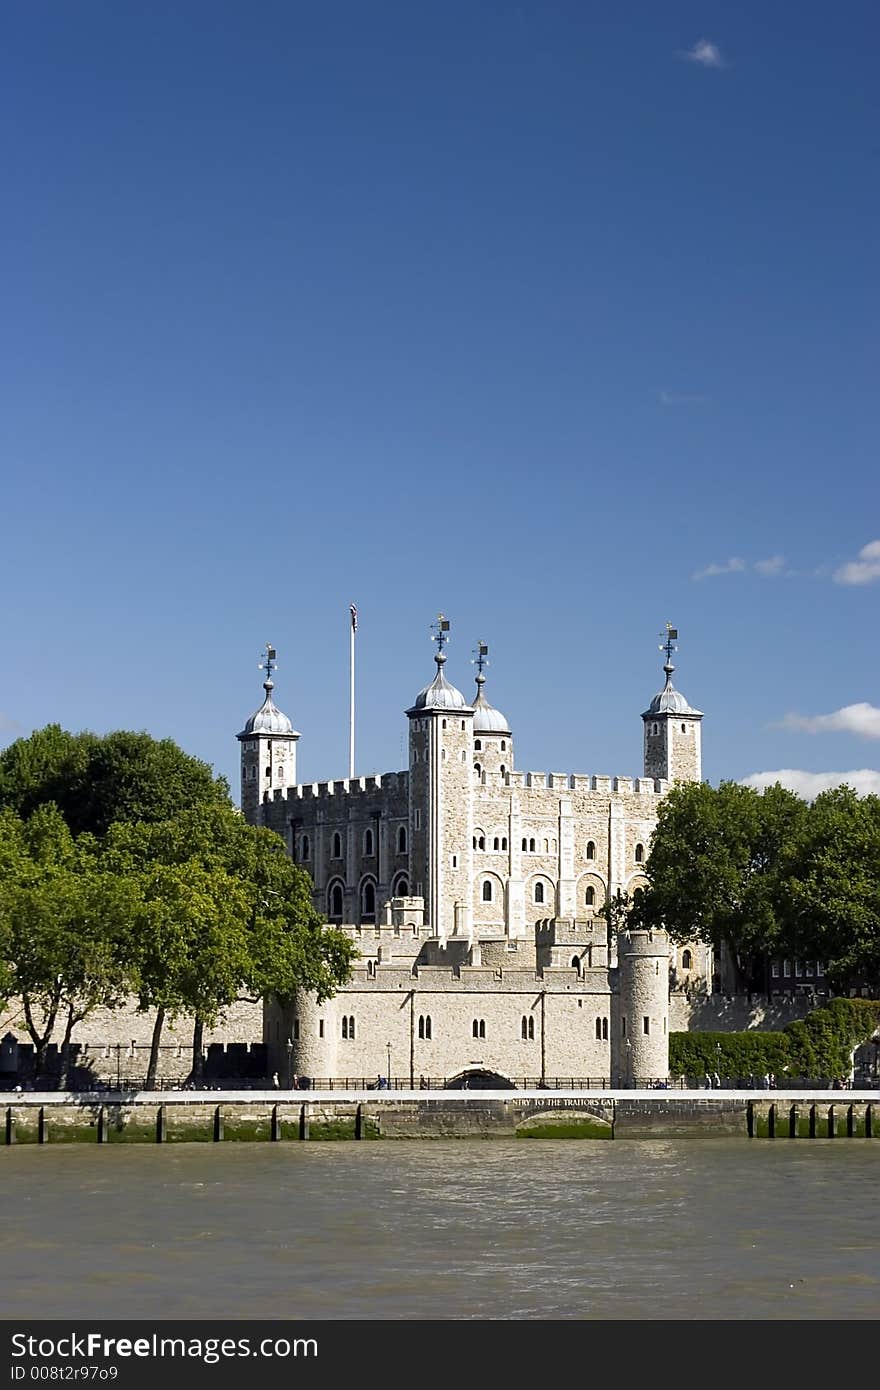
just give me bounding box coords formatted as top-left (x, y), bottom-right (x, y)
top-left (241, 621), bottom-right (712, 1087)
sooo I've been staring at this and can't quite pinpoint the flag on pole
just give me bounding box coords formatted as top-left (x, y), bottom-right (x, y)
top-left (350, 603), bottom-right (358, 633)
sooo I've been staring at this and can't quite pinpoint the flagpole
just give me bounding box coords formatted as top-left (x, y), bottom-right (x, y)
top-left (349, 605), bottom-right (356, 778)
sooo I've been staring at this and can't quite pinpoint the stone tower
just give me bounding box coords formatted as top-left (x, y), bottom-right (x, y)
top-left (642, 626), bottom-right (702, 784)
top-left (237, 644), bottom-right (300, 823)
top-left (614, 928), bottom-right (670, 1086)
top-left (406, 616), bottom-right (475, 942)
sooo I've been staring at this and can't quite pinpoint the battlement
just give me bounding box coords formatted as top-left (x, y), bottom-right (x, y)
top-left (286, 771), bottom-right (409, 802)
top-left (500, 773), bottom-right (668, 794)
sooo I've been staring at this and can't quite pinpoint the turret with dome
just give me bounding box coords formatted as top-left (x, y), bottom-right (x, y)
top-left (469, 640), bottom-right (513, 778)
top-left (237, 644), bottom-right (300, 820)
top-left (642, 625), bottom-right (703, 784)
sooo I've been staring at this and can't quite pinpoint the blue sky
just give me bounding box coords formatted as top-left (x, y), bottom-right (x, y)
top-left (1, 2), bottom-right (878, 800)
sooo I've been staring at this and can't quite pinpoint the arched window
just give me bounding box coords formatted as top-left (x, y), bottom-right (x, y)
top-left (482, 880), bottom-right (493, 903)
top-left (441, 719), bottom-right (446, 729)
top-left (493, 837), bottom-right (500, 851)
top-left (521, 838), bottom-right (528, 852)
top-left (363, 828), bottom-right (374, 856)
top-left (544, 839), bottom-right (550, 853)
top-left (478, 836), bottom-right (485, 850)
top-left (521, 1016), bottom-right (534, 1040)
top-left (635, 843), bottom-right (644, 864)
top-left (473, 1019), bottom-right (486, 1039)
top-left (332, 832), bottom-right (342, 859)
top-left (585, 886), bottom-right (595, 907)
top-left (595, 1017), bottom-right (602, 1040)
top-left (418, 1015), bottom-right (432, 1040)
top-left (529, 838), bottom-right (536, 852)
top-left (474, 739), bottom-right (482, 751)
top-left (328, 881), bottom-right (344, 920)
top-left (393, 876), bottom-right (409, 898)
top-left (569, 954), bottom-right (579, 969)
top-left (521, 1016), bottom-right (528, 1040)
top-left (500, 765), bottom-right (506, 776)
top-left (534, 882), bottom-right (544, 904)
top-left (342, 1015), bottom-right (355, 1040)
top-left (682, 949), bottom-right (693, 970)
top-left (500, 740), bottom-right (506, 751)
top-left (360, 881), bottom-right (376, 921)
top-left (586, 840), bottom-right (595, 860)
top-left (367, 959), bottom-right (377, 978)
top-left (501, 837), bottom-right (507, 851)
top-left (681, 723), bottom-right (687, 734)
top-left (602, 1018), bottom-right (608, 1041)
top-left (397, 825), bottom-right (408, 854)
top-left (474, 763), bottom-right (482, 778)
top-left (528, 1016), bottom-right (534, 1040)
top-left (301, 834), bottom-right (310, 861)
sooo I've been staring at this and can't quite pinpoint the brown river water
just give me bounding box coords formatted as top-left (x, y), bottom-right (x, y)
top-left (1, 1140), bottom-right (878, 1320)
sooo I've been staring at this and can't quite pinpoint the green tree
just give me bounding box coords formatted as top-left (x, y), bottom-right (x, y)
top-left (785, 787), bottom-right (880, 989)
top-left (0, 805), bottom-right (138, 1084)
top-left (635, 780), bottom-right (809, 987)
top-left (0, 726), bottom-right (229, 837)
top-left (104, 805), bottom-right (355, 1086)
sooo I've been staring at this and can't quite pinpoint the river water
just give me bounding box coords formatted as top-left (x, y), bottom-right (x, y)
top-left (1, 1140), bottom-right (878, 1320)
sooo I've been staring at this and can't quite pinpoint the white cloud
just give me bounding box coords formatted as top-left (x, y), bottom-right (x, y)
top-left (754, 555), bottom-right (785, 577)
top-left (692, 557), bottom-right (746, 580)
top-left (781, 703), bottom-right (880, 741)
top-left (741, 769), bottom-right (880, 799)
top-left (833, 539), bottom-right (880, 586)
top-left (682, 39), bottom-right (725, 68)
top-left (692, 555), bottom-right (787, 581)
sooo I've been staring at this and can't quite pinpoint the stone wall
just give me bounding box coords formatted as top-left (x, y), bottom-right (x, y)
top-left (669, 992), bottom-right (814, 1034)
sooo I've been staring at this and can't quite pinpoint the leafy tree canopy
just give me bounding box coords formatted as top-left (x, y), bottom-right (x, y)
top-left (632, 779), bottom-right (880, 990)
top-left (0, 725), bottom-right (229, 836)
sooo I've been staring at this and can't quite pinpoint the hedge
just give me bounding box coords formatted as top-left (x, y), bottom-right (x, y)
top-left (670, 998), bottom-right (880, 1081)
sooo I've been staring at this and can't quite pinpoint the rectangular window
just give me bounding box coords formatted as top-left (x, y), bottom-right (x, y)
top-left (771, 961), bottom-right (780, 978)
top-left (414, 809), bottom-right (421, 830)
top-left (805, 961), bottom-right (814, 977)
top-left (816, 961), bottom-right (824, 977)
top-left (451, 854), bottom-right (458, 869)
top-left (293, 1019), bottom-right (300, 1040)
top-left (643, 1016), bottom-right (650, 1035)
top-left (318, 1020), bottom-right (324, 1039)
top-left (783, 959), bottom-right (791, 977)
top-left (621, 1017), bottom-right (626, 1037)
top-left (795, 959), bottom-right (802, 977)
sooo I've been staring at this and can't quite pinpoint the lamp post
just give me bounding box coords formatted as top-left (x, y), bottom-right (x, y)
top-left (386, 1041), bottom-right (392, 1089)
top-left (625, 1037), bottom-right (632, 1090)
top-left (716, 1041), bottom-right (723, 1089)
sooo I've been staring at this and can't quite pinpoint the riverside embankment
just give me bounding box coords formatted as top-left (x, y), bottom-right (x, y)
top-left (2, 1089), bottom-right (879, 1142)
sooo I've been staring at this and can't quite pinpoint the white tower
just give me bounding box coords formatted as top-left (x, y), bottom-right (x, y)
top-left (406, 615), bottom-right (475, 942)
top-left (237, 643), bottom-right (300, 823)
top-left (642, 624), bottom-right (703, 784)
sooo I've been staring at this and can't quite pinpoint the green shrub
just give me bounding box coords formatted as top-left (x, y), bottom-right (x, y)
top-left (671, 999), bottom-right (880, 1081)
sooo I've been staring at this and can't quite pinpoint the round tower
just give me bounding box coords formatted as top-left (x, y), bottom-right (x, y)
top-left (237, 643), bottom-right (300, 824)
top-left (642, 624), bottom-right (703, 784)
top-left (614, 928), bottom-right (669, 1087)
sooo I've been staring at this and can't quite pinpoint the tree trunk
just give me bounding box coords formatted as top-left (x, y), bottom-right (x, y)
top-left (190, 1016), bottom-right (205, 1084)
top-left (145, 1006), bottom-right (166, 1090)
top-left (23, 992), bottom-right (59, 1088)
top-left (57, 1004), bottom-right (78, 1091)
